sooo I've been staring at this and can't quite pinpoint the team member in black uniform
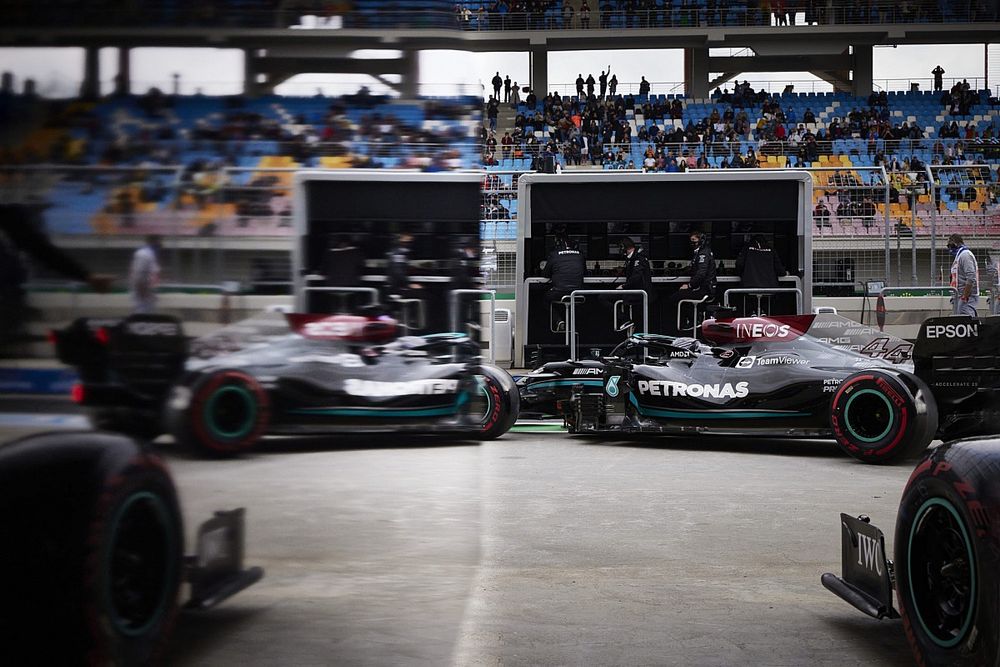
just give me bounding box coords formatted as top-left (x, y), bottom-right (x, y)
top-left (665, 231), bottom-right (716, 335)
top-left (542, 226), bottom-right (585, 331)
top-left (735, 234), bottom-right (787, 315)
top-left (613, 238), bottom-right (654, 330)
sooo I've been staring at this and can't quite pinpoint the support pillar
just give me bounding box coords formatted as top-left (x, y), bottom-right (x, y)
top-left (399, 50), bottom-right (419, 99)
top-left (852, 44), bottom-right (873, 98)
top-left (114, 47), bottom-right (131, 96)
top-left (81, 46), bottom-right (100, 100)
top-left (684, 47), bottom-right (710, 99)
top-left (243, 49), bottom-right (275, 97)
top-left (530, 47), bottom-right (548, 98)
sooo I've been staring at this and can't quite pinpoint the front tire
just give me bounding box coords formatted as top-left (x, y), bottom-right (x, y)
top-left (168, 370), bottom-right (270, 457)
top-left (476, 365), bottom-right (519, 439)
top-left (894, 439), bottom-right (1000, 665)
top-left (830, 369), bottom-right (937, 464)
top-left (0, 432), bottom-right (183, 665)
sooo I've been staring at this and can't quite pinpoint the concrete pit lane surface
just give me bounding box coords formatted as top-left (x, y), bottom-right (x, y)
top-left (0, 412), bottom-right (914, 666)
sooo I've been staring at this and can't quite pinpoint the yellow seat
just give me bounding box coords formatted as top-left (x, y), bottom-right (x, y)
top-left (958, 202), bottom-right (969, 211)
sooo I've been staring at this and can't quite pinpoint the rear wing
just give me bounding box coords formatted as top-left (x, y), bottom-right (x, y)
top-left (913, 315), bottom-right (1000, 409)
top-left (53, 314), bottom-right (188, 400)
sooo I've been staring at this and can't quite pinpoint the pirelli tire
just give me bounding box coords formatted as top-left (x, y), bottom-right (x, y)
top-left (167, 369), bottom-right (270, 458)
top-left (893, 439), bottom-right (1000, 666)
top-left (829, 368), bottom-right (938, 464)
top-left (0, 432), bottom-right (183, 665)
top-left (477, 365), bottom-right (519, 440)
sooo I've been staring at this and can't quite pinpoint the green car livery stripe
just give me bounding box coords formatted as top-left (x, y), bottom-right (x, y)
top-left (629, 395), bottom-right (809, 419)
top-left (523, 379), bottom-right (605, 390)
top-left (289, 404), bottom-right (459, 418)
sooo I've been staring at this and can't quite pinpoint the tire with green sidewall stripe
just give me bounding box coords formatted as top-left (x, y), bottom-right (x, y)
top-left (830, 368), bottom-right (937, 464)
top-left (477, 364), bottom-right (519, 440)
top-left (0, 432), bottom-right (183, 665)
top-left (894, 439), bottom-right (1000, 665)
top-left (169, 369), bottom-right (270, 458)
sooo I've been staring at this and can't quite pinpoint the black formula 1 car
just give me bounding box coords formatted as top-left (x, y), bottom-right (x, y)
top-left (517, 312), bottom-right (1000, 463)
top-left (0, 431), bottom-right (262, 663)
top-left (53, 311), bottom-right (519, 457)
top-left (822, 438), bottom-right (1000, 665)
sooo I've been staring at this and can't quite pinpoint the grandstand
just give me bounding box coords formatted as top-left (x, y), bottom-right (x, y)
top-left (0, 0), bottom-right (998, 317)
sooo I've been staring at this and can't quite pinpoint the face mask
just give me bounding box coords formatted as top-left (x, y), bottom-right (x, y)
top-left (690, 240), bottom-right (700, 250)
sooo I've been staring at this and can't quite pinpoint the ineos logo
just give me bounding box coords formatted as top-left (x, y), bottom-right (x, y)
top-left (926, 323), bottom-right (978, 339)
top-left (303, 321), bottom-right (353, 337)
top-left (735, 323), bottom-right (792, 338)
top-left (126, 322), bottom-right (180, 336)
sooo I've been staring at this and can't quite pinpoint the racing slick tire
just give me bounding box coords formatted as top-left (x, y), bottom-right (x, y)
top-left (476, 364), bottom-right (519, 440)
top-left (167, 369), bottom-right (270, 458)
top-left (893, 439), bottom-right (1000, 666)
top-left (0, 431), bottom-right (183, 665)
top-left (89, 407), bottom-right (165, 441)
top-left (830, 369), bottom-right (937, 464)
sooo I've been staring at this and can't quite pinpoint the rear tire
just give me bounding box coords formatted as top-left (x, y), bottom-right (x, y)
top-left (168, 370), bottom-right (270, 457)
top-left (894, 439), bottom-right (1000, 666)
top-left (830, 369), bottom-right (937, 464)
top-left (476, 365), bottom-right (519, 440)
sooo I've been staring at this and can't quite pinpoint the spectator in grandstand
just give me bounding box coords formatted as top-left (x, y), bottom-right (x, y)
top-left (813, 200), bottom-right (832, 227)
top-left (735, 235), bottom-right (787, 316)
top-left (860, 196), bottom-right (877, 228)
top-left (510, 81), bottom-right (521, 108)
top-left (586, 73), bottom-right (596, 98)
top-left (492, 72), bottom-right (502, 100)
top-left (487, 96), bottom-right (499, 131)
top-left (576, 74), bottom-right (585, 98)
top-left (501, 131), bottom-right (513, 159)
top-left (802, 108), bottom-right (816, 124)
top-left (639, 77), bottom-right (651, 97)
top-left (563, 2), bottom-right (575, 28)
top-left (665, 231), bottom-right (716, 336)
top-left (504, 75), bottom-right (512, 103)
top-left (580, 0), bottom-right (591, 27)
top-left (542, 224), bottom-right (586, 331)
top-left (608, 74), bottom-right (618, 97)
top-left (599, 68), bottom-right (609, 98)
top-left (129, 234), bottom-right (162, 314)
top-left (948, 234), bottom-right (979, 316)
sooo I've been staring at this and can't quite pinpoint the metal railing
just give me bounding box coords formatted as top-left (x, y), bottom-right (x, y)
top-left (568, 289), bottom-right (648, 362)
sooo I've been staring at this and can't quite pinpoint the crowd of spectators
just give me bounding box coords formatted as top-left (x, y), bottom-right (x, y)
top-left (483, 77), bottom-right (1000, 174)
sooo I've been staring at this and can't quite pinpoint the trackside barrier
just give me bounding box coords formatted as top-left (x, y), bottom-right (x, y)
top-left (449, 289), bottom-right (497, 364)
top-left (568, 289), bottom-right (648, 362)
top-left (878, 286), bottom-right (958, 314)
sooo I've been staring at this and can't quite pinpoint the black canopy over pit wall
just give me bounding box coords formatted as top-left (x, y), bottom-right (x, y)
top-left (514, 171), bottom-right (813, 367)
top-left (294, 171), bottom-right (483, 335)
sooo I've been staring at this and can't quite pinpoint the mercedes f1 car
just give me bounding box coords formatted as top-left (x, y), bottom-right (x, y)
top-left (517, 312), bottom-right (1000, 464)
top-left (822, 437), bottom-right (1000, 665)
top-left (0, 431), bottom-right (262, 663)
top-left (53, 311), bottom-right (519, 457)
